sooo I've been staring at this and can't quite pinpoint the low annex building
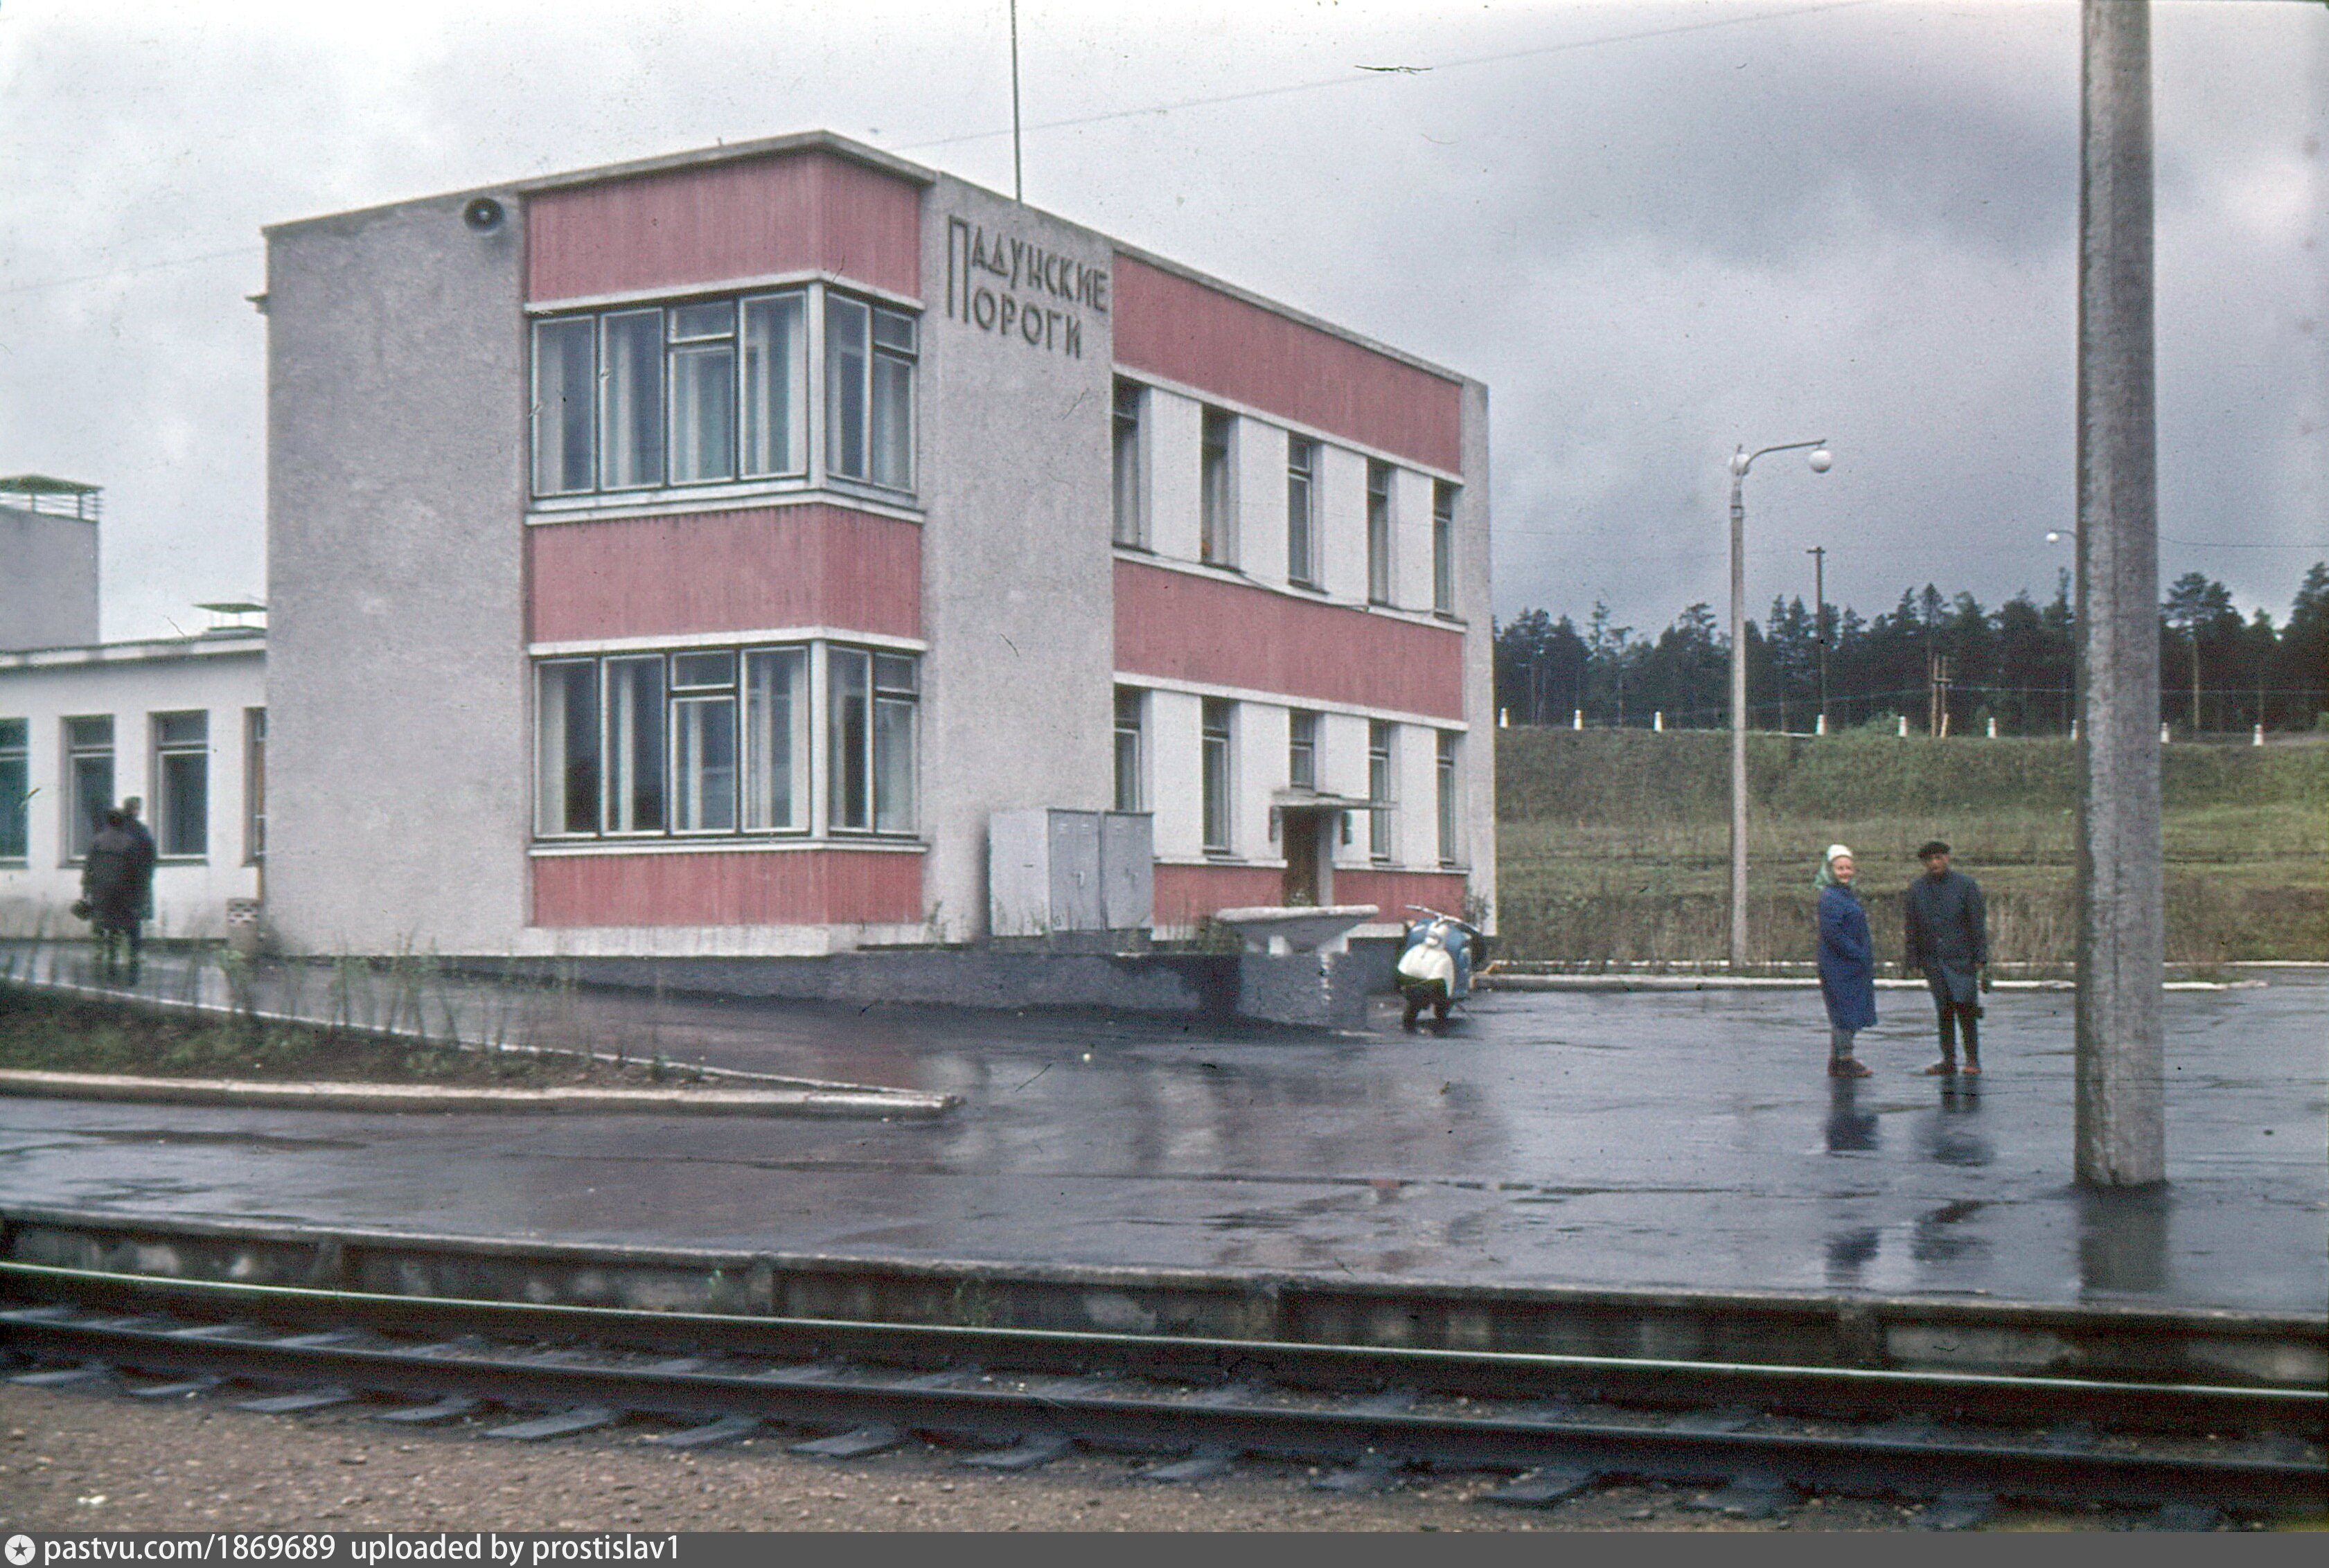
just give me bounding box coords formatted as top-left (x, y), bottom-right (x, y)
top-left (260, 132), bottom-right (1494, 958)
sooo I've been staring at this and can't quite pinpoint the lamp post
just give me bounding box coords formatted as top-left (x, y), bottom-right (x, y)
top-left (1806, 544), bottom-right (1830, 735)
top-left (1728, 439), bottom-right (1832, 970)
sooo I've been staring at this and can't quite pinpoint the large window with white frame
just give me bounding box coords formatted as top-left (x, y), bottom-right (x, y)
top-left (1286, 436), bottom-right (1318, 587)
top-left (534, 643), bottom-right (827, 841)
top-left (1433, 481), bottom-right (1458, 616)
top-left (1366, 461), bottom-right (1394, 605)
top-left (1200, 409), bottom-right (1235, 567)
top-left (1201, 699), bottom-right (1234, 854)
top-left (532, 285), bottom-right (879, 499)
top-left (828, 648), bottom-right (918, 835)
top-left (1367, 720), bottom-right (1394, 862)
top-left (1437, 731), bottom-right (1460, 866)
top-left (1113, 688), bottom-right (1145, 812)
top-left (62, 715), bottom-right (112, 863)
top-left (1112, 380), bottom-right (1146, 548)
top-left (151, 711), bottom-right (209, 859)
top-left (0, 718), bottom-right (26, 862)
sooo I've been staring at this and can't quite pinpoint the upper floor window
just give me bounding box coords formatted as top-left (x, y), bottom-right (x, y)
top-left (1287, 710), bottom-right (1318, 792)
top-left (63, 715), bottom-right (112, 862)
top-left (0, 718), bottom-right (26, 862)
top-left (152, 711), bottom-right (209, 859)
top-left (827, 295), bottom-right (917, 492)
top-left (532, 286), bottom-right (887, 499)
top-left (1200, 409), bottom-right (1235, 567)
top-left (1114, 688), bottom-right (1145, 812)
top-left (1433, 481), bottom-right (1458, 615)
top-left (1286, 437), bottom-right (1318, 587)
top-left (1112, 380), bottom-right (1146, 548)
top-left (1366, 461), bottom-right (1394, 605)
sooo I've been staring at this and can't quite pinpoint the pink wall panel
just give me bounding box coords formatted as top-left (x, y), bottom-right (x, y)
top-left (1151, 863), bottom-right (1285, 928)
top-left (529, 506), bottom-right (921, 643)
top-left (1115, 561), bottom-right (1463, 719)
top-left (527, 152), bottom-right (921, 302)
top-left (532, 849), bottom-right (923, 927)
top-left (1328, 868), bottom-right (1471, 923)
top-left (1113, 257), bottom-right (1462, 473)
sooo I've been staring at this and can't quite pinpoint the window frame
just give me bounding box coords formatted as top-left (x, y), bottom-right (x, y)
top-left (1200, 408), bottom-right (1237, 568)
top-left (1287, 709), bottom-right (1318, 793)
top-left (1201, 698), bottom-right (1234, 855)
top-left (1113, 687), bottom-right (1146, 813)
top-left (1366, 461), bottom-right (1394, 606)
top-left (1112, 379), bottom-right (1146, 549)
top-left (826, 645), bottom-right (919, 836)
top-left (243, 708), bottom-right (267, 866)
top-left (1433, 480), bottom-right (1458, 616)
top-left (0, 717), bottom-right (26, 864)
top-left (1286, 436), bottom-right (1318, 588)
top-left (1368, 720), bottom-right (1394, 863)
top-left (1436, 730), bottom-right (1460, 867)
top-left (62, 714), bottom-right (113, 865)
top-left (150, 709), bottom-right (210, 861)
top-left (530, 285), bottom-right (883, 502)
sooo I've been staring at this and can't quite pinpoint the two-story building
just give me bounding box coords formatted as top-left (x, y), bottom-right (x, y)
top-left (259, 132), bottom-right (1492, 959)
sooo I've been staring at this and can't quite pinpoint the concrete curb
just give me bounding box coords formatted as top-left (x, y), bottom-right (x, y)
top-left (1478, 975), bottom-right (2259, 993)
top-left (0, 1068), bottom-right (954, 1120)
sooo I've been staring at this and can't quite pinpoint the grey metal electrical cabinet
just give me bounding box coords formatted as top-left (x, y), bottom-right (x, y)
top-left (989, 808), bottom-right (1153, 937)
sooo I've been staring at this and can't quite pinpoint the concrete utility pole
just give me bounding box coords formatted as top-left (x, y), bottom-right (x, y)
top-left (2075, 0), bottom-right (2166, 1187)
top-left (1727, 439), bottom-right (1830, 970)
top-left (1806, 545), bottom-right (1830, 735)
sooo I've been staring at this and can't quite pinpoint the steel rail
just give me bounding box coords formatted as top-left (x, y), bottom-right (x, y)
top-left (2, 1261), bottom-right (2320, 1440)
top-left (6, 1300), bottom-right (2319, 1511)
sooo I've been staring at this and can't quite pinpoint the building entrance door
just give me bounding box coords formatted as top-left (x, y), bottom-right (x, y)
top-left (1281, 810), bottom-right (1327, 905)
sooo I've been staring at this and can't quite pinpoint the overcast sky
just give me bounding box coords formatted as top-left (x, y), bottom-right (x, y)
top-left (3, 0), bottom-right (2322, 643)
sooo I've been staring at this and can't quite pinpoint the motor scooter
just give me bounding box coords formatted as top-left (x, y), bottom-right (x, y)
top-left (1396, 905), bottom-right (1482, 1031)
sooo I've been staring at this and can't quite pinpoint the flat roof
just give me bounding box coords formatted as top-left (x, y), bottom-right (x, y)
top-left (0, 630), bottom-right (265, 672)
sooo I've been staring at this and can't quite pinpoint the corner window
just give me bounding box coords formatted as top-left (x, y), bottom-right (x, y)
top-left (1437, 731), bottom-right (1460, 866)
top-left (152, 711), bottom-right (209, 859)
top-left (1288, 710), bottom-right (1318, 792)
top-left (63, 715), bottom-right (112, 863)
top-left (1366, 461), bottom-right (1394, 605)
top-left (535, 644), bottom-right (820, 841)
top-left (1201, 698), bottom-right (1234, 854)
top-left (1200, 409), bottom-right (1235, 567)
top-left (529, 287), bottom-right (823, 499)
top-left (1112, 380), bottom-right (1146, 547)
top-left (829, 647), bottom-right (918, 834)
top-left (0, 718), bottom-right (26, 862)
top-left (827, 295), bottom-right (916, 491)
top-left (1433, 481), bottom-right (1458, 615)
top-left (1114, 688), bottom-right (1145, 812)
top-left (1286, 437), bottom-right (1318, 587)
top-left (1368, 720), bottom-right (1394, 862)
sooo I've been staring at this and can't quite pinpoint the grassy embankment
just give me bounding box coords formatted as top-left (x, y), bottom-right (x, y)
top-left (1494, 728), bottom-right (2326, 968)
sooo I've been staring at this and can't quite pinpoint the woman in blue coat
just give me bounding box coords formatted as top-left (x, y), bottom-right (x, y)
top-left (1816, 844), bottom-right (1877, 1077)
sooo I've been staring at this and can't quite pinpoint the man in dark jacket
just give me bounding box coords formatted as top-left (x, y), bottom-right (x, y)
top-left (1904, 839), bottom-right (1987, 1074)
top-left (80, 808), bottom-right (144, 982)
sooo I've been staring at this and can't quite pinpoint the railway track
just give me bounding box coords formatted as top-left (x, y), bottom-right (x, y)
top-left (3, 1260), bottom-right (2321, 1525)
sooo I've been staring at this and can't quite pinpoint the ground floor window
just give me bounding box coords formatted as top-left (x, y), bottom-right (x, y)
top-left (1368, 720), bottom-right (1394, 862)
top-left (244, 709), bottom-right (267, 864)
top-left (535, 641), bottom-right (895, 842)
top-left (152, 711), bottom-right (209, 858)
top-left (1437, 731), bottom-right (1460, 866)
top-left (1114, 688), bottom-right (1144, 812)
top-left (0, 718), bottom-right (25, 861)
top-left (63, 715), bottom-right (112, 862)
top-left (1201, 699), bottom-right (1234, 853)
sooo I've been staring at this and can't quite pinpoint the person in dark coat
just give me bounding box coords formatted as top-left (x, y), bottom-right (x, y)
top-left (1904, 839), bottom-right (1989, 1075)
top-left (80, 808), bottom-right (143, 981)
top-left (1815, 844), bottom-right (1877, 1077)
top-left (121, 796), bottom-right (158, 923)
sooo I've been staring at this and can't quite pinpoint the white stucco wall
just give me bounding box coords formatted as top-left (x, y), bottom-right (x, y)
top-left (0, 637), bottom-right (265, 937)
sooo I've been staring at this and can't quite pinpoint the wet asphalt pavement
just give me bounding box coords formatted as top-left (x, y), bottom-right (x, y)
top-left (1, 956), bottom-right (2322, 1312)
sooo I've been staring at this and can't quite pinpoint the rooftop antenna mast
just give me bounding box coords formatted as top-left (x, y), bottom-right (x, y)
top-left (1010, 0), bottom-right (1025, 202)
